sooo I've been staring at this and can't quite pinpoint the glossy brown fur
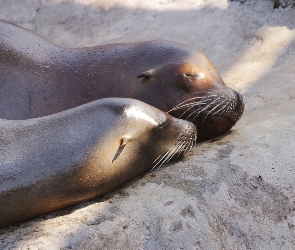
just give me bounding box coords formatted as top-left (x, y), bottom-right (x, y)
top-left (0, 98), bottom-right (197, 228)
top-left (0, 20), bottom-right (244, 140)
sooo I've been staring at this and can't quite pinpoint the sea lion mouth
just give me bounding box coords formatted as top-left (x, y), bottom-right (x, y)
top-left (224, 116), bottom-right (236, 126)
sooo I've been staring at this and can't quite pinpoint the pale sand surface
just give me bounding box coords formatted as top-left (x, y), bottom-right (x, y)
top-left (0, 0), bottom-right (295, 249)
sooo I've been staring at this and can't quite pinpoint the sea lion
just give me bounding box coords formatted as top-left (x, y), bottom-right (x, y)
top-left (0, 20), bottom-right (244, 141)
top-left (0, 97), bottom-right (197, 228)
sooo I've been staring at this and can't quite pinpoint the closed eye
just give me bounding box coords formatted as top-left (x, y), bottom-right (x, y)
top-left (184, 72), bottom-right (199, 77)
top-left (158, 120), bottom-right (169, 129)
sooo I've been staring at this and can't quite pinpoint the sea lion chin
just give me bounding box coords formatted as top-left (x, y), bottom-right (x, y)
top-left (0, 20), bottom-right (244, 141)
top-left (0, 97), bottom-right (197, 228)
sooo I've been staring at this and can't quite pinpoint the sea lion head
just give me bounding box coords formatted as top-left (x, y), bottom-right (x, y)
top-left (97, 99), bottom-right (197, 180)
top-left (137, 51), bottom-right (244, 141)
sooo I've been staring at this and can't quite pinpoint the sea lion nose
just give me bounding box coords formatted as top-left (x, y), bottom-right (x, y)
top-left (228, 88), bottom-right (244, 112)
top-left (234, 90), bottom-right (244, 111)
top-left (231, 89), bottom-right (245, 121)
top-left (235, 90), bottom-right (243, 105)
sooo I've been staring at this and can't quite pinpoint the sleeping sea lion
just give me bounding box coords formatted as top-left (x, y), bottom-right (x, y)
top-left (0, 20), bottom-right (244, 140)
top-left (0, 97), bottom-right (197, 228)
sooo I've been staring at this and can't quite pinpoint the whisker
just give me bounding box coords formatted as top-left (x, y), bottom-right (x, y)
top-left (152, 130), bottom-right (197, 171)
top-left (178, 101), bottom-right (209, 118)
top-left (185, 140), bottom-right (191, 153)
top-left (221, 104), bottom-right (231, 118)
top-left (153, 141), bottom-right (184, 171)
top-left (192, 89), bottom-right (216, 95)
top-left (180, 136), bottom-right (196, 157)
top-left (175, 140), bottom-right (189, 159)
top-left (215, 109), bottom-right (227, 121)
top-left (216, 104), bottom-right (231, 122)
top-left (201, 99), bottom-right (227, 124)
top-left (187, 97), bottom-right (223, 120)
top-left (168, 94), bottom-right (218, 113)
top-left (210, 102), bottom-right (228, 117)
top-left (187, 106), bottom-right (207, 120)
top-left (168, 141), bottom-right (186, 162)
top-left (168, 99), bottom-right (203, 113)
top-left (152, 141), bottom-right (183, 170)
top-left (189, 136), bottom-right (196, 150)
top-left (153, 141), bottom-right (182, 164)
top-left (175, 100), bottom-right (209, 110)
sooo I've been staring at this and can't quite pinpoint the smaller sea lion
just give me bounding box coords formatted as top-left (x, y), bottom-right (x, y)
top-left (0, 98), bottom-right (197, 228)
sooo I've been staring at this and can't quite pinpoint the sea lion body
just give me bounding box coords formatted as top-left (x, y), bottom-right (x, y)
top-left (0, 98), bottom-right (197, 228)
top-left (0, 20), bottom-right (244, 140)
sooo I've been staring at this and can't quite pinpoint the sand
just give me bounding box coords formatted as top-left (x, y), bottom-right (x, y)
top-left (0, 0), bottom-right (294, 249)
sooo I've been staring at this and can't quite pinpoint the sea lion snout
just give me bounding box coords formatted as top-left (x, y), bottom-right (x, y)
top-left (171, 117), bottom-right (197, 136)
top-left (227, 89), bottom-right (244, 124)
top-left (151, 116), bottom-right (197, 169)
top-left (171, 117), bottom-right (197, 147)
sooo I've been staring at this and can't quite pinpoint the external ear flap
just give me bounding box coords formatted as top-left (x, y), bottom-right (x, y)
top-left (119, 136), bottom-right (130, 148)
top-left (113, 136), bottom-right (130, 163)
top-left (137, 69), bottom-right (154, 79)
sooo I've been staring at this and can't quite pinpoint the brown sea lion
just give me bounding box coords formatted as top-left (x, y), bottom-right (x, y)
top-left (0, 97), bottom-right (197, 228)
top-left (0, 20), bottom-right (244, 141)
